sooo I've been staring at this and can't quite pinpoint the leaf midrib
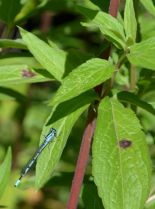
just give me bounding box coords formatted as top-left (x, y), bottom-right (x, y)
top-left (110, 100), bottom-right (124, 209)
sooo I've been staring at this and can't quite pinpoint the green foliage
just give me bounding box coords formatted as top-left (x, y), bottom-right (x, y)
top-left (127, 37), bottom-right (155, 70)
top-left (82, 183), bottom-right (104, 209)
top-left (0, 87), bottom-right (26, 102)
top-left (0, 64), bottom-right (50, 85)
top-left (117, 91), bottom-right (155, 116)
top-left (0, 0), bottom-right (155, 209)
top-left (0, 147), bottom-right (12, 198)
top-left (20, 28), bottom-right (67, 81)
top-left (82, 9), bottom-right (126, 49)
top-left (0, 0), bottom-right (21, 25)
top-left (0, 57), bottom-right (41, 68)
top-left (15, 0), bottom-right (47, 22)
top-left (140, 0), bottom-right (155, 17)
top-left (124, 0), bottom-right (137, 45)
top-left (93, 97), bottom-right (151, 209)
top-left (0, 39), bottom-right (26, 49)
top-left (36, 103), bottom-right (91, 188)
top-left (49, 58), bottom-right (114, 106)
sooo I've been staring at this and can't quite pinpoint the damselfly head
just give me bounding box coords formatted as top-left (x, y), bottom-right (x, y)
top-left (50, 128), bottom-right (57, 136)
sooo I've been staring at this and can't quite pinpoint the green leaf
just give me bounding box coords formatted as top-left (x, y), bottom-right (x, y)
top-left (136, 90), bottom-right (155, 131)
top-left (36, 99), bottom-right (90, 188)
top-left (81, 8), bottom-right (126, 49)
top-left (0, 39), bottom-right (26, 49)
top-left (49, 58), bottom-right (114, 106)
top-left (0, 147), bottom-right (12, 198)
top-left (127, 37), bottom-right (155, 70)
top-left (0, 57), bottom-right (54, 82)
top-left (0, 87), bottom-right (26, 102)
top-left (140, 0), bottom-right (155, 17)
top-left (19, 28), bottom-right (67, 81)
top-left (15, 0), bottom-right (48, 22)
top-left (0, 65), bottom-right (51, 86)
top-left (0, 0), bottom-right (22, 25)
top-left (124, 0), bottom-right (137, 44)
top-left (38, 0), bottom-right (49, 7)
top-left (78, 0), bottom-right (101, 11)
top-left (93, 97), bottom-right (151, 209)
top-left (59, 49), bottom-right (92, 76)
top-left (15, 0), bottom-right (38, 22)
top-left (0, 57), bottom-right (41, 69)
top-left (117, 91), bottom-right (155, 116)
top-left (47, 90), bottom-right (97, 125)
top-left (139, 16), bottom-right (155, 40)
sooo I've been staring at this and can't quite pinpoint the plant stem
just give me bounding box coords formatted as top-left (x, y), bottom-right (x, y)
top-left (116, 53), bottom-right (127, 70)
top-left (67, 1), bottom-right (120, 209)
top-left (67, 108), bottom-right (96, 209)
top-left (109, 0), bottom-right (120, 17)
top-left (40, 11), bottom-right (53, 33)
top-left (130, 64), bottom-right (137, 91)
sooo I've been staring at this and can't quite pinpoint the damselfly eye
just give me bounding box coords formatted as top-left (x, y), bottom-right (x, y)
top-left (51, 128), bottom-right (57, 136)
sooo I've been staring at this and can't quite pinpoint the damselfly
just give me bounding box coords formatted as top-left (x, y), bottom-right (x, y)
top-left (14, 128), bottom-right (57, 187)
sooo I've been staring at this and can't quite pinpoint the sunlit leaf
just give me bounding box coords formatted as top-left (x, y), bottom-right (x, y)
top-left (127, 37), bottom-right (155, 70)
top-left (0, 65), bottom-right (51, 85)
top-left (0, 57), bottom-right (41, 69)
top-left (19, 28), bottom-right (67, 81)
top-left (80, 8), bottom-right (126, 49)
top-left (49, 58), bottom-right (114, 106)
top-left (124, 0), bottom-right (137, 44)
top-left (93, 97), bottom-right (151, 209)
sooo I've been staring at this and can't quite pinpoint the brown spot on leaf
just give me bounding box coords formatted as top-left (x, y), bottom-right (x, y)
top-left (119, 139), bottom-right (132, 149)
top-left (22, 69), bottom-right (36, 77)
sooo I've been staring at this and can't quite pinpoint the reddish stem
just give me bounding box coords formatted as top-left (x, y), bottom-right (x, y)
top-left (40, 11), bottom-right (53, 33)
top-left (109, 0), bottom-right (120, 17)
top-left (67, 1), bottom-right (120, 208)
top-left (67, 109), bottom-right (96, 209)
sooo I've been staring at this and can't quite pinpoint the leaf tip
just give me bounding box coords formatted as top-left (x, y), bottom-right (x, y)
top-left (18, 26), bottom-right (27, 36)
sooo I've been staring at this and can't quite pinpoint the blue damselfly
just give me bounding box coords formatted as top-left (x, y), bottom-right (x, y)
top-left (14, 128), bottom-right (57, 187)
